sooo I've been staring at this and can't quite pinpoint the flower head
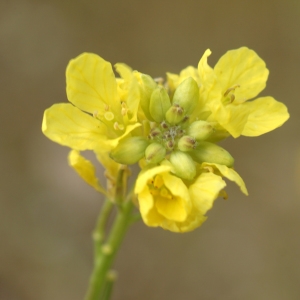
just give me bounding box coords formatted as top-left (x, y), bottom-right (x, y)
top-left (134, 162), bottom-right (247, 232)
top-left (42, 53), bottom-right (141, 152)
top-left (42, 48), bottom-right (288, 232)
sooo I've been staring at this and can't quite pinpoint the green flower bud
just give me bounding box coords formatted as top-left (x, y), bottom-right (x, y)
top-left (169, 151), bottom-right (196, 180)
top-left (110, 137), bottom-right (149, 165)
top-left (187, 120), bottom-right (214, 141)
top-left (145, 142), bottom-right (166, 164)
top-left (148, 127), bottom-right (162, 139)
top-left (149, 87), bottom-right (171, 122)
top-left (165, 140), bottom-right (175, 150)
top-left (165, 104), bottom-right (185, 125)
top-left (139, 74), bottom-right (157, 121)
top-left (189, 141), bottom-right (234, 167)
top-left (172, 77), bottom-right (199, 115)
top-left (178, 135), bottom-right (196, 152)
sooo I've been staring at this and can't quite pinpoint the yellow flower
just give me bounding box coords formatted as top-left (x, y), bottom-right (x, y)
top-left (42, 53), bottom-right (142, 194)
top-left (42, 53), bottom-right (141, 152)
top-left (167, 47), bottom-right (289, 139)
top-left (134, 163), bottom-right (245, 232)
top-left (198, 47), bottom-right (290, 138)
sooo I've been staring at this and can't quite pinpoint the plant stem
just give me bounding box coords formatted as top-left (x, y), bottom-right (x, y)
top-left (84, 198), bottom-right (135, 300)
top-left (93, 198), bottom-right (114, 258)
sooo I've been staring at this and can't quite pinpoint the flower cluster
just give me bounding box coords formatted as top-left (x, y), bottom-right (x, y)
top-left (42, 47), bottom-right (289, 232)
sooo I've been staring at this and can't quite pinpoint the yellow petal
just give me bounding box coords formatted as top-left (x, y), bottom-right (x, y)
top-left (160, 209), bottom-right (207, 233)
top-left (105, 123), bottom-right (142, 148)
top-left (115, 64), bottom-right (140, 123)
top-left (179, 66), bottom-right (200, 84)
top-left (68, 150), bottom-right (106, 194)
top-left (167, 66), bottom-right (200, 90)
top-left (155, 195), bottom-right (187, 222)
top-left (242, 96), bottom-right (290, 136)
top-left (154, 172), bottom-right (191, 222)
top-left (211, 101), bottom-right (251, 138)
top-left (214, 47), bottom-right (269, 101)
top-left (198, 49), bottom-right (214, 83)
top-left (137, 185), bottom-right (164, 227)
top-left (162, 172), bottom-right (190, 201)
top-left (94, 149), bottom-right (120, 180)
top-left (202, 163), bottom-right (248, 195)
top-left (42, 103), bottom-right (107, 151)
top-left (196, 49), bottom-right (222, 117)
top-left (166, 72), bottom-right (180, 93)
top-left (66, 53), bottom-right (121, 119)
top-left (115, 63), bottom-right (132, 81)
top-left (189, 172), bottom-right (226, 214)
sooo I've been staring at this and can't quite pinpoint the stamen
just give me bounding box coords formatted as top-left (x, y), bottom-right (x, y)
top-left (105, 104), bottom-right (110, 111)
top-left (154, 77), bottom-right (164, 85)
top-left (230, 94), bottom-right (235, 103)
top-left (121, 102), bottom-right (129, 116)
top-left (224, 84), bottom-right (240, 97)
top-left (104, 111), bottom-right (114, 121)
top-left (93, 110), bottom-right (98, 118)
top-left (113, 122), bottom-right (124, 130)
top-left (203, 166), bottom-right (214, 173)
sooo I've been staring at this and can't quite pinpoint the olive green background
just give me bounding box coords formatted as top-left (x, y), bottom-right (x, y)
top-left (1, 1), bottom-right (300, 299)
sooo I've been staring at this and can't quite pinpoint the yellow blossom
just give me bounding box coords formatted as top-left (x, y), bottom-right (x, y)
top-left (42, 53), bottom-right (142, 194)
top-left (42, 53), bottom-right (141, 152)
top-left (135, 164), bottom-right (229, 232)
top-left (198, 47), bottom-right (290, 138)
top-left (167, 47), bottom-right (289, 139)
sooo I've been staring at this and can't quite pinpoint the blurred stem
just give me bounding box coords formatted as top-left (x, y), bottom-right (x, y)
top-left (99, 270), bottom-right (117, 300)
top-left (84, 192), bottom-right (135, 300)
top-left (93, 198), bottom-right (114, 258)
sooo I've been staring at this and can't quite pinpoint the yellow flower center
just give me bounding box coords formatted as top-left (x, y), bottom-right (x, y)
top-left (223, 84), bottom-right (240, 103)
top-left (147, 175), bottom-right (174, 200)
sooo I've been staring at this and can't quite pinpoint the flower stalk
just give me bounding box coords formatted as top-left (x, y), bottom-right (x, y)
top-left (85, 196), bottom-right (135, 300)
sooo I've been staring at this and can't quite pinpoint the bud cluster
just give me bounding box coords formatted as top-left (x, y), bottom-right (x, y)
top-left (110, 76), bottom-right (235, 181)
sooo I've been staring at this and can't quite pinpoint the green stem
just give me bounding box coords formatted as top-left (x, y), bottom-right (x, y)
top-left (99, 270), bottom-right (117, 300)
top-left (84, 198), bottom-right (135, 300)
top-left (93, 198), bottom-right (114, 258)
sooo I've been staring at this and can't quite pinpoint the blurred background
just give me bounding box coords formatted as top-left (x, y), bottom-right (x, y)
top-left (1, 0), bottom-right (300, 299)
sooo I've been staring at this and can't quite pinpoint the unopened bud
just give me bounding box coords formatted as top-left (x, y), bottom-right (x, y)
top-left (149, 87), bottom-right (171, 122)
top-left (190, 141), bottom-right (234, 167)
top-left (172, 77), bottom-right (199, 115)
top-left (169, 151), bottom-right (196, 180)
top-left (165, 104), bottom-right (185, 125)
top-left (165, 140), bottom-right (174, 150)
top-left (187, 120), bottom-right (214, 141)
top-left (145, 143), bottom-right (166, 164)
top-left (110, 137), bottom-right (149, 165)
top-left (148, 127), bottom-right (162, 139)
top-left (139, 74), bottom-right (157, 121)
top-left (178, 135), bottom-right (196, 152)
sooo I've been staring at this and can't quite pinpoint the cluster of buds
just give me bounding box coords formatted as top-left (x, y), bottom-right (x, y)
top-left (110, 77), bottom-right (234, 180)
